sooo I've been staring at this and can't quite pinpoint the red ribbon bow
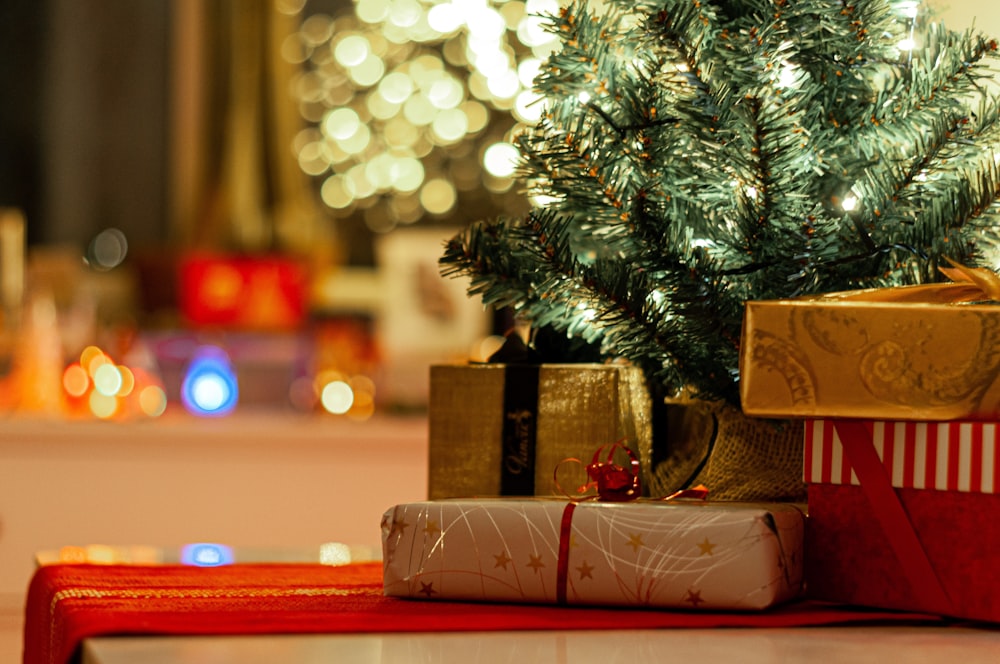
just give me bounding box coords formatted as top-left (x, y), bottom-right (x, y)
top-left (554, 439), bottom-right (641, 502)
top-left (555, 440), bottom-right (709, 502)
top-left (584, 440), bottom-right (642, 501)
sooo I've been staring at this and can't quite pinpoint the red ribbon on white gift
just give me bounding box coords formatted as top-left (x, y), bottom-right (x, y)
top-left (552, 441), bottom-right (708, 603)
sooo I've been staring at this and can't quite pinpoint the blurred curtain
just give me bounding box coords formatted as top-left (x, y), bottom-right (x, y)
top-left (170, 0), bottom-right (329, 256)
top-left (35, 0), bottom-right (170, 249)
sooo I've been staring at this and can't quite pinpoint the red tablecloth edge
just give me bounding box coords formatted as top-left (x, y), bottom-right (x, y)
top-left (22, 562), bottom-right (953, 664)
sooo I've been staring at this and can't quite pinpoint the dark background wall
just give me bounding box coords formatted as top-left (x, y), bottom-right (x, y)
top-left (0, 0), bottom-right (170, 250)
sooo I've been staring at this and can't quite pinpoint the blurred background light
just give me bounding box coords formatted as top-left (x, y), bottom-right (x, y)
top-left (92, 363), bottom-right (123, 397)
top-left (85, 228), bottom-right (129, 271)
top-left (483, 142), bottom-right (520, 178)
top-left (61, 346), bottom-right (167, 420)
top-left (180, 346), bottom-right (239, 417)
top-left (62, 363), bottom-right (90, 398)
top-left (319, 541), bottom-right (353, 565)
top-left (284, 0), bottom-right (555, 244)
top-left (320, 379), bottom-right (354, 414)
top-left (181, 543), bottom-right (235, 567)
top-left (138, 385), bottom-right (168, 418)
top-left (88, 391), bottom-right (119, 419)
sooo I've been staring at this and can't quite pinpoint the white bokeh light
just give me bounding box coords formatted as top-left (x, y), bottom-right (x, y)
top-left (483, 142), bottom-right (520, 178)
top-left (321, 381), bottom-right (355, 414)
top-left (334, 34), bottom-right (370, 67)
top-left (288, 0), bottom-right (543, 227)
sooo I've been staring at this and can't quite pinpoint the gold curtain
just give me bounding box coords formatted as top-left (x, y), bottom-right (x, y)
top-left (169, 0), bottom-right (330, 256)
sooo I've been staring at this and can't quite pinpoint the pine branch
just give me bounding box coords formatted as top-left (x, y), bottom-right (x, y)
top-left (442, 0), bottom-right (1000, 407)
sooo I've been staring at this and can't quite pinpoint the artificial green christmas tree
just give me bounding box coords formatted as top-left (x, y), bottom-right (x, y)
top-left (445, 0), bottom-right (1000, 403)
top-left (439, 0), bottom-right (1000, 499)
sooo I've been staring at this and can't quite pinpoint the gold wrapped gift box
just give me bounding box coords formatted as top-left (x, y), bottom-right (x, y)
top-left (740, 275), bottom-right (1000, 421)
top-left (428, 363), bottom-right (653, 499)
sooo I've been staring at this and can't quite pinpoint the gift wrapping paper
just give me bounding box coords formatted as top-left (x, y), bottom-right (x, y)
top-left (804, 419), bottom-right (999, 493)
top-left (382, 499), bottom-right (804, 610)
top-left (804, 419), bottom-right (1000, 622)
top-left (739, 283), bottom-right (1000, 421)
top-left (427, 364), bottom-right (653, 499)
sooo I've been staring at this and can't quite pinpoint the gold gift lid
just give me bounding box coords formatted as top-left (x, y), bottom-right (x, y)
top-left (739, 261), bottom-right (1000, 421)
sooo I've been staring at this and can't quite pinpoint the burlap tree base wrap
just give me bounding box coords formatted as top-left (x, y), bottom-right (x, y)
top-left (648, 399), bottom-right (806, 502)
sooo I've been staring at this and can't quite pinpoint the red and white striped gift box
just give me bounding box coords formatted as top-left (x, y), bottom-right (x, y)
top-left (804, 419), bottom-right (1000, 494)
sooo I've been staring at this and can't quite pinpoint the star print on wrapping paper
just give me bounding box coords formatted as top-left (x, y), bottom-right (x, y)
top-left (576, 561), bottom-right (594, 580)
top-left (419, 581), bottom-right (436, 597)
top-left (423, 519), bottom-right (440, 537)
top-left (527, 554), bottom-right (546, 574)
top-left (697, 537), bottom-right (716, 556)
top-left (494, 551), bottom-right (512, 570)
top-left (684, 588), bottom-right (704, 608)
top-left (388, 517), bottom-right (409, 539)
top-left (626, 533), bottom-right (645, 552)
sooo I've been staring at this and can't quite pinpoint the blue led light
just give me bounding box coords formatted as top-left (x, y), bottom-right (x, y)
top-left (180, 346), bottom-right (238, 416)
top-left (181, 543), bottom-right (234, 567)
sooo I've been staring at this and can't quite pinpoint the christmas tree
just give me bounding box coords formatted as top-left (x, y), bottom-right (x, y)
top-left (441, 0), bottom-right (1000, 408)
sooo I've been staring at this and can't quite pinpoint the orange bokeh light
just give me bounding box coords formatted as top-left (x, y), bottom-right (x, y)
top-left (62, 363), bottom-right (90, 398)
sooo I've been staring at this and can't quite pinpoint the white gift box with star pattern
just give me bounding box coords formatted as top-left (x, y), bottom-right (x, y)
top-left (381, 499), bottom-right (804, 609)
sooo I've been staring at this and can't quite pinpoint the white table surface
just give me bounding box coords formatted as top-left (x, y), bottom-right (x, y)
top-left (82, 625), bottom-right (1000, 664)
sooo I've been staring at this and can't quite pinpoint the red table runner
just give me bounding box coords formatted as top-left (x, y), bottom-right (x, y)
top-left (23, 562), bottom-right (943, 664)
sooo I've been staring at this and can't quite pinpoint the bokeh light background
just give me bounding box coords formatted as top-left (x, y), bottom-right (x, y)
top-left (279, 0), bottom-right (565, 239)
top-left (45, 0), bottom-right (575, 420)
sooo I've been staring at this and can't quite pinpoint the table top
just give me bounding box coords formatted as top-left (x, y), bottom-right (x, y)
top-left (83, 625), bottom-right (1000, 664)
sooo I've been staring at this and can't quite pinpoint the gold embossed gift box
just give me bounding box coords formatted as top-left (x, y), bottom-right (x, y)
top-left (428, 363), bottom-right (653, 499)
top-left (381, 499), bottom-right (804, 609)
top-left (740, 277), bottom-right (1000, 421)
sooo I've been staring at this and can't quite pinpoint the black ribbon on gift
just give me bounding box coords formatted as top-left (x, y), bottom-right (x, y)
top-left (488, 332), bottom-right (542, 496)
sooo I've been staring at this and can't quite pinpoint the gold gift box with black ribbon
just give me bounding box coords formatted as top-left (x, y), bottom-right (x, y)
top-left (428, 362), bottom-right (654, 499)
top-left (740, 262), bottom-right (1000, 421)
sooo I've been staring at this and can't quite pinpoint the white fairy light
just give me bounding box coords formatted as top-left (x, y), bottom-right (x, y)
top-left (777, 62), bottom-right (798, 88)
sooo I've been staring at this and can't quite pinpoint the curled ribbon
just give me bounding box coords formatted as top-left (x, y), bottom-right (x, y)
top-left (937, 256), bottom-right (1000, 301)
top-left (554, 439), bottom-right (642, 502)
top-left (554, 440), bottom-right (709, 503)
top-left (821, 257), bottom-right (1000, 305)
